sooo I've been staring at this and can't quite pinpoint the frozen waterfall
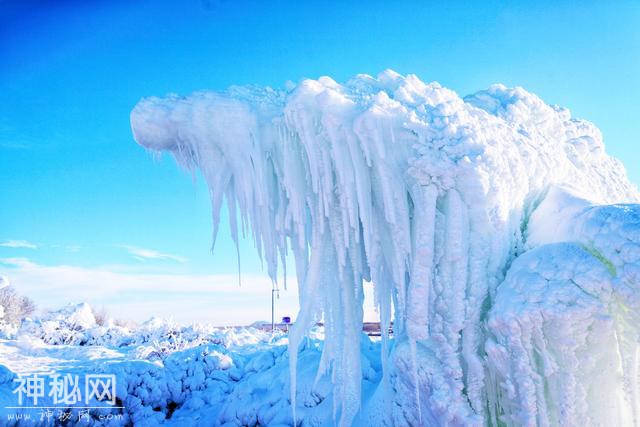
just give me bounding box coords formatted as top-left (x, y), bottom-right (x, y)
top-left (131, 70), bottom-right (640, 426)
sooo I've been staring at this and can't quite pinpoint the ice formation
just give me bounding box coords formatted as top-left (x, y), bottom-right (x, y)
top-left (131, 70), bottom-right (640, 426)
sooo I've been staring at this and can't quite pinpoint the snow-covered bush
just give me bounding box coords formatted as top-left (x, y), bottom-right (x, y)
top-left (15, 303), bottom-right (278, 358)
top-left (19, 303), bottom-right (132, 346)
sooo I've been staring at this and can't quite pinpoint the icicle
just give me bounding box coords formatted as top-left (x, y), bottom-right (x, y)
top-left (406, 184), bottom-right (438, 340)
top-left (131, 71), bottom-right (640, 427)
top-left (288, 230), bottom-right (327, 426)
top-left (225, 183), bottom-right (242, 287)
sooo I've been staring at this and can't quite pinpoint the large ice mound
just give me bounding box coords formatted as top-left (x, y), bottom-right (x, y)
top-left (131, 70), bottom-right (640, 426)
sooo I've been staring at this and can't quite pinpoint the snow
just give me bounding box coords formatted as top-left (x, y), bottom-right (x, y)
top-left (128, 70), bottom-right (640, 425)
top-left (2, 303), bottom-right (378, 426)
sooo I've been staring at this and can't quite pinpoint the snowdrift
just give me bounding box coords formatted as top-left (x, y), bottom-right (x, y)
top-left (131, 70), bottom-right (640, 426)
top-left (1, 303), bottom-right (354, 426)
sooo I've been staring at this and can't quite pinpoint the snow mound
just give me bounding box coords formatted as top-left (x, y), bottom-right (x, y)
top-left (131, 70), bottom-right (640, 426)
top-left (1, 311), bottom-right (339, 426)
top-left (47, 302), bottom-right (97, 329)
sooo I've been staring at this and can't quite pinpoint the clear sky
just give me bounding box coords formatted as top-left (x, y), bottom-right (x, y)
top-left (1, 0), bottom-right (638, 324)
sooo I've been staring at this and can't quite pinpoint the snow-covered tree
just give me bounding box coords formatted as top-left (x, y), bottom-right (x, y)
top-left (0, 284), bottom-right (36, 325)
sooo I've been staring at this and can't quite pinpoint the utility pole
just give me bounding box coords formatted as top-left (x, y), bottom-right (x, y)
top-left (271, 284), bottom-right (279, 332)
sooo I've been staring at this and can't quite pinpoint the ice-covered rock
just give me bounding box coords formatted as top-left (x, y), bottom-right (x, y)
top-left (487, 242), bottom-right (634, 426)
top-left (131, 71), bottom-right (640, 426)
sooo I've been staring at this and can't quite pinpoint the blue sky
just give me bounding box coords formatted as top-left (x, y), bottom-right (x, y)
top-left (1, 0), bottom-right (638, 323)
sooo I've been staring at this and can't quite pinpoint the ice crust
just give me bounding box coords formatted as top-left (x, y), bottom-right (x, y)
top-left (131, 70), bottom-right (640, 426)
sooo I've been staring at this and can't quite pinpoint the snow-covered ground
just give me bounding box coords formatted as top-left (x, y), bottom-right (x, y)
top-left (0, 303), bottom-right (383, 426)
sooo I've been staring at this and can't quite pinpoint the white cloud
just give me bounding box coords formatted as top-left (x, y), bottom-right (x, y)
top-left (0, 257), bottom-right (301, 325)
top-left (118, 245), bottom-right (187, 263)
top-left (0, 240), bottom-right (38, 249)
top-left (0, 257), bottom-right (380, 326)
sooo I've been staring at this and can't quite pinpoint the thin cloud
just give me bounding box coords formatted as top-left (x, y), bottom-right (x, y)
top-left (118, 245), bottom-right (187, 263)
top-left (0, 257), bottom-right (302, 325)
top-left (0, 258), bottom-right (383, 325)
top-left (0, 240), bottom-right (38, 249)
top-left (51, 244), bottom-right (82, 253)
